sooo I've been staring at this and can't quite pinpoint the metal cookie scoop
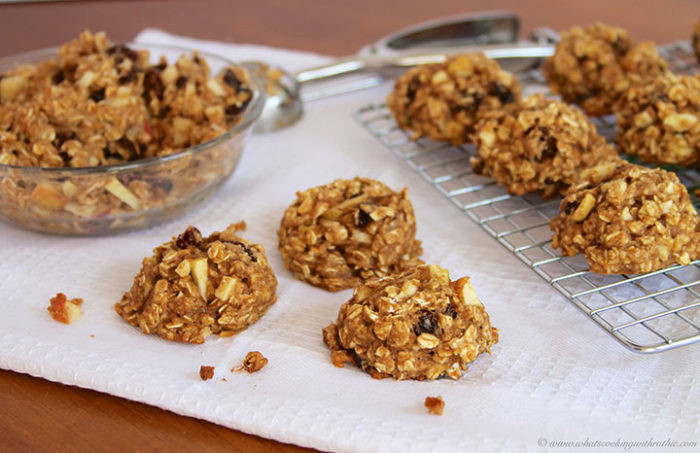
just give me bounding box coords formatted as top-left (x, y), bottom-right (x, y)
top-left (250, 11), bottom-right (555, 133)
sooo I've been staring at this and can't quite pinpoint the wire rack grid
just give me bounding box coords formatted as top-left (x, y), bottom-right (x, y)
top-left (354, 40), bottom-right (700, 353)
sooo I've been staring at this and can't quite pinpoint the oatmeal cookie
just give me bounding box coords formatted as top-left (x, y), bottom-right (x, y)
top-left (115, 222), bottom-right (278, 344)
top-left (543, 23), bottom-right (668, 116)
top-left (471, 93), bottom-right (621, 198)
top-left (322, 264), bottom-right (498, 380)
top-left (386, 53), bottom-right (521, 144)
top-left (278, 177), bottom-right (423, 292)
top-left (550, 163), bottom-right (700, 274)
top-left (615, 72), bottom-right (700, 166)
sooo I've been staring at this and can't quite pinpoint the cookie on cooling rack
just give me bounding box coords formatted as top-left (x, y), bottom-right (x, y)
top-left (543, 23), bottom-right (668, 116)
top-left (470, 93), bottom-right (621, 198)
top-left (278, 177), bottom-right (423, 292)
top-left (115, 223), bottom-right (278, 344)
top-left (615, 72), bottom-right (700, 167)
top-left (323, 264), bottom-right (498, 380)
top-left (386, 53), bottom-right (521, 145)
top-left (550, 162), bottom-right (700, 274)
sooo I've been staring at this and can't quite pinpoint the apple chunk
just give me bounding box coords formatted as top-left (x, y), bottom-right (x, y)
top-left (188, 257), bottom-right (209, 300)
top-left (105, 177), bottom-right (140, 209)
top-left (453, 276), bottom-right (484, 307)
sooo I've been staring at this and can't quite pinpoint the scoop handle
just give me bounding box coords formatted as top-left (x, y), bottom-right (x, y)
top-left (297, 43), bottom-right (554, 102)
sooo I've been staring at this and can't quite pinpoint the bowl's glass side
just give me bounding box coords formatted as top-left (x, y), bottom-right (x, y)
top-left (0, 129), bottom-right (249, 235)
top-left (0, 44), bottom-right (263, 235)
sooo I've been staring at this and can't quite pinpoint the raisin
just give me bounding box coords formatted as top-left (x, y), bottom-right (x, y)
top-left (52, 70), bottom-right (65, 85)
top-left (176, 226), bottom-right (202, 248)
top-left (58, 151), bottom-right (71, 166)
top-left (118, 69), bottom-right (137, 85)
top-left (564, 200), bottom-right (579, 215)
top-left (157, 105), bottom-right (172, 119)
top-left (454, 91), bottom-right (483, 114)
top-left (472, 158), bottom-right (485, 175)
top-left (574, 89), bottom-right (599, 104)
top-left (406, 75), bottom-right (421, 102)
top-left (55, 131), bottom-right (77, 148)
top-left (107, 45), bottom-right (138, 64)
top-left (552, 180), bottom-right (567, 195)
top-left (444, 303), bottom-right (458, 319)
top-left (488, 82), bottom-right (515, 104)
top-left (117, 136), bottom-right (138, 161)
top-left (225, 241), bottom-right (257, 262)
top-left (225, 95), bottom-right (251, 116)
top-left (102, 147), bottom-right (121, 161)
top-left (89, 87), bottom-right (105, 103)
top-left (354, 208), bottom-right (373, 227)
top-left (142, 68), bottom-right (164, 104)
top-left (536, 127), bottom-right (557, 161)
top-left (223, 69), bottom-right (241, 89)
top-left (175, 75), bottom-right (188, 89)
top-left (414, 310), bottom-right (439, 337)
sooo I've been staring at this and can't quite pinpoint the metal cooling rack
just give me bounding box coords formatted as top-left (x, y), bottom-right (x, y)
top-left (355, 40), bottom-right (700, 353)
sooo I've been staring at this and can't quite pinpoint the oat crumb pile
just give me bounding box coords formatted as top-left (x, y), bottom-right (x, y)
top-left (424, 396), bottom-right (445, 415)
top-left (543, 23), bottom-right (668, 116)
top-left (47, 293), bottom-right (83, 324)
top-left (199, 365), bottom-right (214, 381)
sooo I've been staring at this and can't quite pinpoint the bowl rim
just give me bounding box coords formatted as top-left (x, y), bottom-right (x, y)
top-left (0, 42), bottom-right (266, 176)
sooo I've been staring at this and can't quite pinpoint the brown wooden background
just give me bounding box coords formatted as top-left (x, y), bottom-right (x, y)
top-left (1, 1), bottom-right (698, 452)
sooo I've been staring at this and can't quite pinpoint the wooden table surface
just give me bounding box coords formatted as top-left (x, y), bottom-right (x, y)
top-left (1, 1), bottom-right (697, 452)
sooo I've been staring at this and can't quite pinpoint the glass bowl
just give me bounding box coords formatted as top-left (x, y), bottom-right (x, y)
top-left (0, 43), bottom-right (264, 235)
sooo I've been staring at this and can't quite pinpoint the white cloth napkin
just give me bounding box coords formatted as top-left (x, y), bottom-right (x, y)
top-left (1, 29), bottom-right (698, 453)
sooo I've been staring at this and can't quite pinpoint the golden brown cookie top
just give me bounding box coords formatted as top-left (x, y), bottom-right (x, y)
top-left (551, 164), bottom-right (700, 274)
top-left (471, 93), bottom-right (620, 198)
top-left (615, 72), bottom-right (700, 166)
top-left (543, 23), bottom-right (668, 116)
top-left (386, 52), bottom-right (521, 144)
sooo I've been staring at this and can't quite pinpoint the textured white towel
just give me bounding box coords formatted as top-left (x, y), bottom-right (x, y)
top-left (0, 29), bottom-right (697, 453)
